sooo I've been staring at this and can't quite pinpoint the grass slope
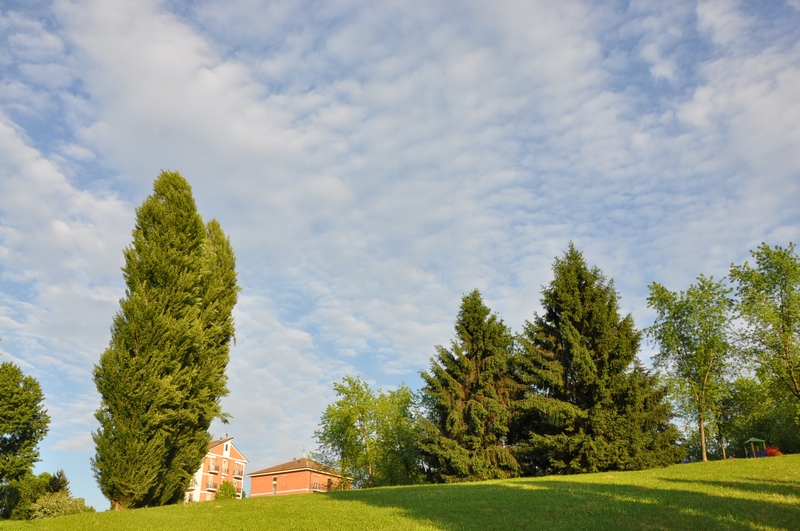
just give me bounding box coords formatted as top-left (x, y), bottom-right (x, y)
top-left (2, 455), bottom-right (798, 530)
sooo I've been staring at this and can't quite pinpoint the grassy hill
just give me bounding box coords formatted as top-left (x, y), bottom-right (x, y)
top-left (2, 455), bottom-right (798, 530)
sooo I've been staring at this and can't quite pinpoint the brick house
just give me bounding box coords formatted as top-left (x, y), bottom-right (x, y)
top-left (248, 457), bottom-right (348, 497)
top-left (185, 437), bottom-right (248, 502)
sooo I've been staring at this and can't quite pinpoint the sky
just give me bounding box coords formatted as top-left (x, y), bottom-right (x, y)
top-left (1, 0), bottom-right (799, 511)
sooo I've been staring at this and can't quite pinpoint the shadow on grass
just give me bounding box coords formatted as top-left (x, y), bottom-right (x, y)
top-left (329, 476), bottom-right (800, 531)
top-left (660, 477), bottom-right (800, 498)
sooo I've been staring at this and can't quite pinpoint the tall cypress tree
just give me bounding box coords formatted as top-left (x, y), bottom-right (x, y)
top-left (92, 171), bottom-right (239, 509)
top-left (511, 244), bottom-right (682, 475)
top-left (419, 289), bottom-right (519, 482)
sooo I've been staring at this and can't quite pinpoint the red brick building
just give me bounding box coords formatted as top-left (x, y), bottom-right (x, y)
top-left (185, 437), bottom-right (248, 502)
top-left (248, 457), bottom-right (347, 497)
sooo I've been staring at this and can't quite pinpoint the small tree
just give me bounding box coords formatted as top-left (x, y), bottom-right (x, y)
top-left (374, 385), bottom-right (424, 486)
top-left (314, 376), bottom-right (377, 488)
top-left (215, 481), bottom-right (237, 500)
top-left (646, 275), bottom-right (733, 462)
top-left (0, 361), bottom-right (50, 484)
top-left (47, 470), bottom-right (69, 496)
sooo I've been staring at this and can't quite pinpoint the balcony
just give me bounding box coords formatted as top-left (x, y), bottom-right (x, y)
top-left (222, 466), bottom-right (229, 476)
top-left (208, 463), bottom-right (220, 474)
top-left (311, 482), bottom-right (330, 493)
top-left (206, 480), bottom-right (218, 492)
top-left (233, 467), bottom-right (244, 479)
top-left (187, 478), bottom-right (198, 491)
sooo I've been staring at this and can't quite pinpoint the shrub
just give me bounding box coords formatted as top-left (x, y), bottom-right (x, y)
top-left (215, 481), bottom-right (237, 500)
top-left (29, 492), bottom-right (94, 519)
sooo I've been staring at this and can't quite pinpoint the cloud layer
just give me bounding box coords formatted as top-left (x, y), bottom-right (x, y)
top-left (1, 0), bottom-right (799, 510)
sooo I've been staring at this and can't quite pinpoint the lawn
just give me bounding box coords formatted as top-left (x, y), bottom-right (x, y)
top-left (2, 455), bottom-right (798, 530)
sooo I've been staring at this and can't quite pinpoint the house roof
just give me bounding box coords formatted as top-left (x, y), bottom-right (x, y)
top-left (208, 437), bottom-right (234, 450)
top-left (247, 458), bottom-right (343, 478)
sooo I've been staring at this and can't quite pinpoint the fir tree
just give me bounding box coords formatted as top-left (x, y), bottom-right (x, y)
top-left (92, 171), bottom-right (239, 509)
top-left (419, 289), bottom-right (519, 482)
top-left (512, 244), bottom-right (682, 474)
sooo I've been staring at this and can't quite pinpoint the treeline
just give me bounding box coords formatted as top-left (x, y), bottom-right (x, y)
top-left (315, 243), bottom-right (800, 486)
top-left (0, 358), bottom-right (94, 519)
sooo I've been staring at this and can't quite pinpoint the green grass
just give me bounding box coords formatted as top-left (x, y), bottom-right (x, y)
top-left (2, 455), bottom-right (798, 530)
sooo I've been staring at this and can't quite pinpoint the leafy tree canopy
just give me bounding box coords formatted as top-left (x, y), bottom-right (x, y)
top-left (0, 360), bottom-right (49, 484)
top-left (646, 275), bottom-right (733, 461)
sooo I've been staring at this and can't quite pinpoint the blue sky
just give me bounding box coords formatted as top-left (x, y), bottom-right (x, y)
top-left (1, 0), bottom-right (799, 510)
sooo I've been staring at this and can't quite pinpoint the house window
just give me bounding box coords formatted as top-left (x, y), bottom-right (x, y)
top-left (225, 443), bottom-right (229, 451)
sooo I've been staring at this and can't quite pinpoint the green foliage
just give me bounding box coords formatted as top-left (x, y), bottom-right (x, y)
top-left (315, 376), bottom-right (377, 488)
top-left (717, 375), bottom-right (800, 457)
top-left (420, 289), bottom-right (519, 482)
top-left (215, 481), bottom-right (237, 500)
top-left (315, 377), bottom-right (423, 488)
top-left (92, 171), bottom-right (240, 509)
top-left (0, 362), bottom-right (50, 484)
top-left (29, 491), bottom-right (94, 520)
top-left (646, 275), bottom-right (733, 461)
top-left (513, 244), bottom-right (683, 475)
top-left (730, 242), bottom-right (800, 404)
top-left (47, 469), bottom-right (69, 495)
top-left (0, 472), bottom-right (49, 520)
top-left (374, 385), bottom-right (424, 486)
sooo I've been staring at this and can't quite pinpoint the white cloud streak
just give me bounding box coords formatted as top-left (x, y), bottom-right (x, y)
top-left (0, 0), bottom-right (798, 510)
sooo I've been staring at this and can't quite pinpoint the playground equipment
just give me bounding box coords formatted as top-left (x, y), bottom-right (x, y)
top-left (743, 438), bottom-right (783, 457)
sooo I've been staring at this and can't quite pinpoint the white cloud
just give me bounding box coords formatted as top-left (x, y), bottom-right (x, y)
top-left (696, 0), bottom-right (749, 47)
top-left (1, 0), bottom-right (799, 511)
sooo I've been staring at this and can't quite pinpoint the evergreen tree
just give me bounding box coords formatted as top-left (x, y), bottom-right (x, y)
top-left (0, 360), bottom-right (49, 484)
top-left (512, 244), bottom-right (682, 475)
top-left (92, 171), bottom-right (239, 509)
top-left (419, 289), bottom-right (519, 482)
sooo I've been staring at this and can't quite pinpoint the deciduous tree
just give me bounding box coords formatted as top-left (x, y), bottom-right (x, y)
top-left (314, 376), bottom-right (378, 488)
top-left (0, 360), bottom-right (49, 484)
top-left (646, 275), bottom-right (733, 461)
top-left (730, 243), bottom-right (800, 404)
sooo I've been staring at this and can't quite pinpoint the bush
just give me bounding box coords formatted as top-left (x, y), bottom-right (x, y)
top-left (0, 473), bottom-right (49, 519)
top-left (29, 492), bottom-right (94, 520)
top-left (215, 481), bottom-right (237, 500)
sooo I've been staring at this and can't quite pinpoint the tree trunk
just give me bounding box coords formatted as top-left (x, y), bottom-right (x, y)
top-left (699, 415), bottom-right (708, 462)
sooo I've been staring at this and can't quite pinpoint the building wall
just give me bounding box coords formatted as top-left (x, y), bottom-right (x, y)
top-left (250, 470), bottom-right (343, 497)
top-left (185, 440), bottom-right (247, 502)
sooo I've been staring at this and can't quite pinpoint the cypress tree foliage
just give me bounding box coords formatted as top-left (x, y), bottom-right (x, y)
top-left (92, 171), bottom-right (239, 509)
top-left (419, 289), bottom-right (519, 482)
top-left (511, 244), bottom-right (682, 475)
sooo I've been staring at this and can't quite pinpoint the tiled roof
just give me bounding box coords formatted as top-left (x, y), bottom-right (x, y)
top-left (208, 437), bottom-right (234, 450)
top-left (247, 458), bottom-right (342, 477)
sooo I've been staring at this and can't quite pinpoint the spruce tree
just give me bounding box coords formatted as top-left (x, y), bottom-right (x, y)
top-left (511, 244), bottom-right (682, 475)
top-left (92, 171), bottom-right (239, 509)
top-left (419, 289), bottom-right (519, 482)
